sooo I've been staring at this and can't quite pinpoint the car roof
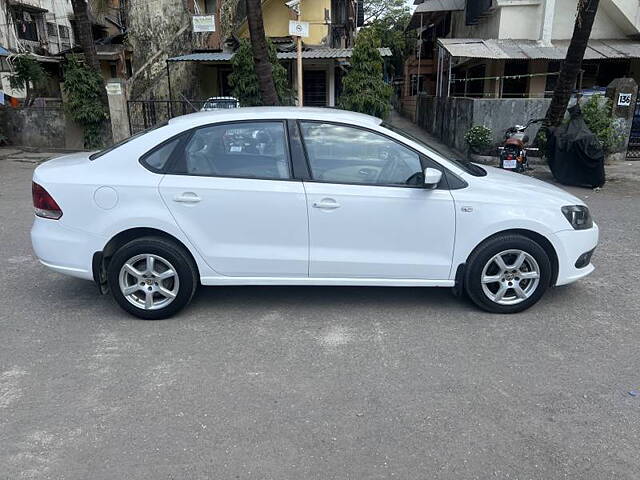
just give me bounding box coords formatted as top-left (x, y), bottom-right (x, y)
top-left (168, 106), bottom-right (382, 128)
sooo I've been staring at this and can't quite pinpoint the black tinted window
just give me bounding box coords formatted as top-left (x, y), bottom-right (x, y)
top-left (170, 122), bottom-right (290, 179)
top-left (141, 136), bottom-right (182, 171)
top-left (300, 122), bottom-right (422, 186)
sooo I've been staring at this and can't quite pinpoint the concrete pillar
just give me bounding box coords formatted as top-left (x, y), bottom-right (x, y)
top-left (328, 65), bottom-right (335, 107)
top-left (106, 79), bottom-right (130, 142)
top-left (528, 60), bottom-right (548, 98)
top-left (605, 77), bottom-right (638, 162)
top-left (538, 0), bottom-right (556, 46)
top-left (485, 60), bottom-right (503, 98)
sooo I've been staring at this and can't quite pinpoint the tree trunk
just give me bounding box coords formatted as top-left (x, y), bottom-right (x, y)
top-left (70, 0), bottom-right (101, 72)
top-left (543, 0), bottom-right (600, 128)
top-left (245, 0), bottom-right (279, 106)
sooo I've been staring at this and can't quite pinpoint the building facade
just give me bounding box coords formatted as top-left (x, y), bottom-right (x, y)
top-left (127, 0), bottom-right (222, 101)
top-left (0, 0), bottom-right (76, 99)
top-left (402, 0), bottom-right (640, 114)
top-left (164, 0), bottom-right (373, 108)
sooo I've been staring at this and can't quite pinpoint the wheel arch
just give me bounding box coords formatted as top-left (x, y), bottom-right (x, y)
top-left (92, 227), bottom-right (201, 291)
top-left (458, 228), bottom-right (559, 288)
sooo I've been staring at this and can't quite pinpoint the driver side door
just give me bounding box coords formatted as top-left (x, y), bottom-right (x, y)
top-left (300, 122), bottom-right (456, 280)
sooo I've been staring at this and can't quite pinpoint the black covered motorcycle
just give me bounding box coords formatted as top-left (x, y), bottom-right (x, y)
top-left (546, 105), bottom-right (605, 188)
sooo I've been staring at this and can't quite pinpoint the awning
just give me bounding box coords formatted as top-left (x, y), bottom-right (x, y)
top-left (438, 38), bottom-right (640, 60)
top-left (167, 48), bottom-right (392, 63)
top-left (407, 0), bottom-right (465, 29)
top-left (278, 48), bottom-right (392, 59)
top-left (415, 0), bottom-right (465, 12)
top-left (9, 1), bottom-right (47, 13)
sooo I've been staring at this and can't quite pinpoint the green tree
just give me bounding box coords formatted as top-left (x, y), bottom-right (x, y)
top-left (70, 0), bottom-right (108, 110)
top-left (229, 39), bottom-right (292, 106)
top-left (63, 56), bottom-right (109, 149)
top-left (9, 55), bottom-right (48, 104)
top-left (366, 12), bottom-right (414, 79)
top-left (245, 0), bottom-right (279, 106)
top-left (362, 0), bottom-right (408, 26)
top-left (338, 30), bottom-right (393, 118)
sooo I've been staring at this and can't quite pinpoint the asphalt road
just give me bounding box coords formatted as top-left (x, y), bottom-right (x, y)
top-left (1, 152), bottom-right (640, 479)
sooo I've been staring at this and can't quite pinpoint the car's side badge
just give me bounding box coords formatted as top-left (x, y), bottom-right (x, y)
top-left (461, 206), bottom-right (474, 213)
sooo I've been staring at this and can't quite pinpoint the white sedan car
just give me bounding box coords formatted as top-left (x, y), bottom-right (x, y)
top-left (31, 107), bottom-right (598, 319)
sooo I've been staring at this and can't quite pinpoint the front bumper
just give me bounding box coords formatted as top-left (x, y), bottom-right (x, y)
top-left (553, 223), bottom-right (599, 286)
top-left (31, 217), bottom-right (106, 281)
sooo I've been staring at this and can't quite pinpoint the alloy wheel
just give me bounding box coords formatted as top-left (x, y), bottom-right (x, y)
top-left (480, 249), bottom-right (540, 306)
top-left (118, 254), bottom-right (180, 310)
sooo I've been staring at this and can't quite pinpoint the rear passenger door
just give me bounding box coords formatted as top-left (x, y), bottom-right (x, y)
top-left (158, 121), bottom-right (309, 277)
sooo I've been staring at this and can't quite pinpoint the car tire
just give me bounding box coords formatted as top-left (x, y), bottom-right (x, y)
top-left (464, 234), bottom-right (552, 314)
top-left (107, 236), bottom-right (198, 320)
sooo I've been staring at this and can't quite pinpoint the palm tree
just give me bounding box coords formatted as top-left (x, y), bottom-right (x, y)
top-left (543, 0), bottom-right (601, 128)
top-left (70, 0), bottom-right (101, 72)
top-left (245, 0), bottom-right (279, 106)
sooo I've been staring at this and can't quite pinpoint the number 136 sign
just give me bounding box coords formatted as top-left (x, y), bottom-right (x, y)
top-left (618, 93), bottom-right (632, 107)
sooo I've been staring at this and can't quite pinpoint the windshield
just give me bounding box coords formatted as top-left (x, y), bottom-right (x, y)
top-left (89, 122), bottom-right (168, 160)
top-left (381, 122), bottom-right (487, 177)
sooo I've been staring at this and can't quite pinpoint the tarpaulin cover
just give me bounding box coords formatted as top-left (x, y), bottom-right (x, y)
top-left (547, 105), bottom-right (605, 188)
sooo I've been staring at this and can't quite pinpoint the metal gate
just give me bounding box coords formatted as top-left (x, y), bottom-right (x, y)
top-left (627, 97), bottom-right (640, 158)
top-left (127, 100), bottom-right (206, 134)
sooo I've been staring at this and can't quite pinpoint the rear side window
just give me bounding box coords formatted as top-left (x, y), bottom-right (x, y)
top-left (168, 122), bottom-right (290, 180)
top-left (140, 135), bottom-right (183, 172)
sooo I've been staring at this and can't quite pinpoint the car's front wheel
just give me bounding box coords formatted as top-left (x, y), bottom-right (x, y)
top-left (107, 237), bottom-right (198, 320)
top-left (464, 234), bottom-right (552, 313)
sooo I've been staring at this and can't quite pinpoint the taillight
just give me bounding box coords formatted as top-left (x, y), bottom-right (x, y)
top-left (32, 182), bottom-right (63, 220)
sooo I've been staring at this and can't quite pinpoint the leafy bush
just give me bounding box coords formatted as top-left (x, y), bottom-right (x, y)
top-left (9, 54), bottom-right (48, 102)
top-left (581, 94), bottom-right (624, 153)
top-left (464, 125), bottom-right (492, 153)
top-left (338, 29), bottom-right (393, 118)
top-left (62, 56), bottom-right (109, 149)
top-left (229, 39), bottom-right (293, 106)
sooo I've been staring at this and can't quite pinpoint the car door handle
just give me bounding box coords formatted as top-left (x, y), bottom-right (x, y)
top-left (173, 192), bottom-right (201, 204)
top-left (312, 199), bottom-right (340, 210)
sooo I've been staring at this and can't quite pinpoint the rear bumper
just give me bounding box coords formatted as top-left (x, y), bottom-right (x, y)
top-left (31, 217), bottom-right (106, 281)
top-left (553, 223), bottom-right (599, 286)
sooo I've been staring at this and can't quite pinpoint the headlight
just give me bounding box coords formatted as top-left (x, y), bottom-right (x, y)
top-left (561, 205), bottom-right (593, 230)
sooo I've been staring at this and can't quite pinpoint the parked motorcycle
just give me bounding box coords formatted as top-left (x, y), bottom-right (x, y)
top-left (498, 119), bottom-right (543, 173)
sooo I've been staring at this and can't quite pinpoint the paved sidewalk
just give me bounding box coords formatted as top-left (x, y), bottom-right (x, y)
top-left (0, 147), bottom-right (73, 164)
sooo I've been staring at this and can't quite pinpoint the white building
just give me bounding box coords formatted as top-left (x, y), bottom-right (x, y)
top-left (0, 0), bottom-right (76, 98)
top-left (407, 0), bottom-right (640, 99)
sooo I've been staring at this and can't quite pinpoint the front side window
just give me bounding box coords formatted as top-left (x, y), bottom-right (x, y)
top-left (170, 122), bottom-right (290, 179)
top-left (381, 122), bottom-right (486, 177)
top-left (300, 122), bottom-right (422, 186)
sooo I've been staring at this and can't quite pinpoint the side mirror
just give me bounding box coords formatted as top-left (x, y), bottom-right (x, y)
top-left (423, 168), bottom-right (442, 189)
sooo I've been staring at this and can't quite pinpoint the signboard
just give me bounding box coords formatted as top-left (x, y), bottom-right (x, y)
top-left (288, 20), bottom-right (309, 38)
top-left (618, 92), bottom-right (632, 107)
top-left (192, 15), bottom-right (216, 33)
top-left (105, 83), bottom-right (122, 96)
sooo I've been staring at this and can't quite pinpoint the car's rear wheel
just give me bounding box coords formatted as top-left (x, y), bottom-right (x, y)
top-left (107, 237), bottom-right (198, 319)
top-left (464, 234), bottom-right (551, 313)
